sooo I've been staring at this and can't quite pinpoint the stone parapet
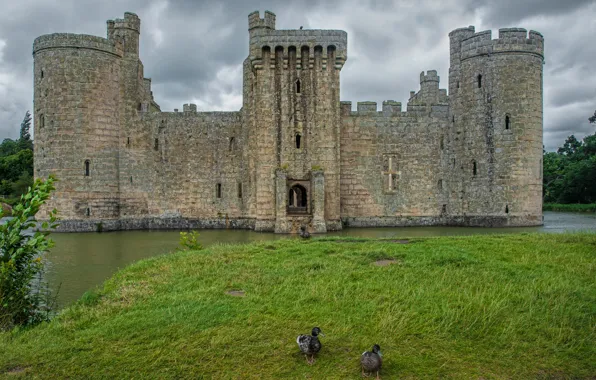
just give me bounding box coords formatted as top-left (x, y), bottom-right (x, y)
top-left (33, 33), bottom-right (123, 57)
top-left (460, 28), bottom-right (544, 61)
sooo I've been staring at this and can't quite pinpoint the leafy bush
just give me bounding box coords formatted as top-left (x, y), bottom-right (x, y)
top-left (178, 231), bottom-right (203, 251)
top-left (0, 175), bottom-right (58, 330)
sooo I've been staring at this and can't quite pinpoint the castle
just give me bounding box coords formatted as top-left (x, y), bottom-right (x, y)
top-left (32, 11), bottom-right (544, 233)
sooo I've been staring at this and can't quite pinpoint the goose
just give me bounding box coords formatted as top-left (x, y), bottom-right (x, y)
top-left (361, 344), bottom-right (382, 378)
top-left (296, 327), bottom-right (324, 364)
top-left (299, 225), bottom-right (310, 239)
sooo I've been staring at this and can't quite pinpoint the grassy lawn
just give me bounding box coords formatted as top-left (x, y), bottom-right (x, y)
top-left (1, 233), bottom-right (595, 378)
top-left (543, 203), bottom-right (596, 212)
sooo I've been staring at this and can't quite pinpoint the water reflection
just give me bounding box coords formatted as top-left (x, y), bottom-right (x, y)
top-left (46, 211), bottom-right (596, 309)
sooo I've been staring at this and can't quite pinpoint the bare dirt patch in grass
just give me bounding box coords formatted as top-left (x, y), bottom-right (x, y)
top-left (226, 290), bottom-right (245, 297)
top-left (5, 366), bottom-right (27, 375)
top-left (387, 239), bottom-right (410, 244)
top-left (374, 259), bottom-right (398, 266)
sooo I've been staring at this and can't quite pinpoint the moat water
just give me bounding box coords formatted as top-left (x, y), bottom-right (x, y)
top-left (44, 211), bottom-right (596, 309)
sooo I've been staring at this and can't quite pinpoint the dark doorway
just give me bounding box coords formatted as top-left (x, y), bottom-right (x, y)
top-left (288, 184), bottom-right (308, 214)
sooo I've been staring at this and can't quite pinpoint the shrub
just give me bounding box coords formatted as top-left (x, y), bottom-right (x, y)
top-left (178, 231), bottom-right (203, 251)
top-left (0, 175), bottom-right (58, 330)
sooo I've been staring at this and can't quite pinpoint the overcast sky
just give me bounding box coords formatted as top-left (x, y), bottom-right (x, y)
top-left (0, 0), bottom-right (594, 151)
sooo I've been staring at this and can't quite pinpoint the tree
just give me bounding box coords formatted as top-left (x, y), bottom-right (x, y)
top-left (557, 135), bottom-right (582, 157)
top-left (589, 110), bottom-right (596, 124)
top-left (19, 111), bottom-right (31, 141)
top-left (544, 131), bottom-right (596, 204)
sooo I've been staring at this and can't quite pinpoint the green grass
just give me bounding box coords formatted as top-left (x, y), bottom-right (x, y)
top-left (543, 203), bottom-right (596, 212)
top-left (1, 234), bottom-right (595, 378)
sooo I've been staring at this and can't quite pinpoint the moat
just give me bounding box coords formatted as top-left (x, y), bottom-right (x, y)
top-left (44, 211), bottom-right (596, 309)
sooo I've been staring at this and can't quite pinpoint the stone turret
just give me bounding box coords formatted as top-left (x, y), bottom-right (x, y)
top-left (33, 33), bottom-right (123, 220)
top-left (245, 11), bottom-right (348, 233)
top-left (449, 27), bottom-right (544, 225)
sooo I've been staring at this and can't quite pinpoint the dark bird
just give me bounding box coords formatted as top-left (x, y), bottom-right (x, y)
top-left (299, 225), bottom-right (310, 239)
top-left (361, 344), bottom-right (383, 379)
top-left (300, 26), bottom-right (303, 30)
top-left (296, 327), bottom-right (324, 364)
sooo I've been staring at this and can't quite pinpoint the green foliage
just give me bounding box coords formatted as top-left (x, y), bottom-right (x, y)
top-left (543, 133), bottom-right (596, 204)
top-left (19, 111), bottom-right (31, 142)
top-left (589, 110), bottom-right (596, 124)
top-left (0, 175), bottom-right (58, 330)
top-left (0, 234), bottom-right (594, 378)
top-left (178, 231), bottom-right (202, 251)
top-left (0, 113), bottom-right (34, 201)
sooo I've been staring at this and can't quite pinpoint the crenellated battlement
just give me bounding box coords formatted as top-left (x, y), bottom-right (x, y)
top-left (248, 30), bottom-right (347, 70)
top-left (460, 28), bottom-right (544, 60)
top-left (248, 10), bottom-right (347, 70)
top-left (183, 103), bottom-right (197, 113)
top-left (33, 33), bottom-right (123, 57)
top-left (110, 12), bottom-right (141, 33)
top-left (420, 70), bottom-right (439, 83)
top-left (340, 99), bottom-right (448, 119)
top-left (248, 10), bottom-right (276, 31)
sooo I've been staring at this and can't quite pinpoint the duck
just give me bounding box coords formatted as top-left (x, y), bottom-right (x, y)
top-left (296, 327), bottom-right (324, 364)
top-left (299, 225), bottom-right (310, 239)
top-left (361, 344), bottom-right (382, 379)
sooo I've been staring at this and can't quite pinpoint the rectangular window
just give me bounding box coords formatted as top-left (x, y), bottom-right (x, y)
top-left (237, 182), bottom-right (242, 198)
top-left (216, 183), bottom-right (222, 199)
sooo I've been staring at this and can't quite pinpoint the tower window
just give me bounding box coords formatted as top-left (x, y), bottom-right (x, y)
top-left (472, 161), bottom-right (477, 176)
top-left (438, 179), bottom-right (443, 190)
top-left (84, 160), bottom-right (90, 176)
top-left (216, 183), bottom-right (222, 198)
top-left (229, 137), bottom-right (235, 151)
top-left (137, 103), bottom-right (142, 111)
top-left (440, 137), bottom-right (444, 150)
top-left (127, 137), bottom-right (130, 147)
top-left (295, 133), bottom-right (301, 149)
top-left (86, 207), bottom-right (90, 217)
top-left (41, 70), bottom-right (44, 79)
top-left (296, 79), bottom-right (301, 94)
top-left (505, 204), bottom-right (509, 214)
top-left (452, 115), bottom-right (455, 123)
top-left (477, 74), bottom-right (482, 88)
top-left (238, 182), bottom-right (243, 198)
top-left (154, 138), bottom-right (159, 151)
top-left (505, 115), bottom-right (511, 130)
top-left (39, 114), bottom-right (45, 128)
top-left (130, 176), bottom-right (133, 184)
top-left (456, 81), bottom-right (459, 88)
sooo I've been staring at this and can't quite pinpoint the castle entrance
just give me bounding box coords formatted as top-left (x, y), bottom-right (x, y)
top-left (288, 183), bottom-right (309, 214)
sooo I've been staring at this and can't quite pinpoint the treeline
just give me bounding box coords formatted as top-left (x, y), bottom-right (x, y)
top-left (543, 111), bottom-right (596, 204)
top-left (0, 112), bottom-right (33, 204)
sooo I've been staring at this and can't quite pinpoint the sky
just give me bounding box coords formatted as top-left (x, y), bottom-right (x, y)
top-left (0, 0), bottom-right (594, 151)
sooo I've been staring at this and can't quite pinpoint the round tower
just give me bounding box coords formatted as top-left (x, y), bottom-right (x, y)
top-left (450, 27), bottom-right (544, 226)
top-left (33, 33), bottom-right (123, 222)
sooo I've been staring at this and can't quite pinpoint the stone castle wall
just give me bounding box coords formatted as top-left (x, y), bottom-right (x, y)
top-left (33, 33), bottom-right (123, 220)
top-left (33, 12), bottom-right (544, 232)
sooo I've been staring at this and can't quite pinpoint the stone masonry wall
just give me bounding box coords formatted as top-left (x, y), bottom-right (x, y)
top-left (33, 11), bottom-right (544, 232)
top-left (33, 34), bottom-right (123, 220)
top-left (339, 99), bottom-right (450, 227)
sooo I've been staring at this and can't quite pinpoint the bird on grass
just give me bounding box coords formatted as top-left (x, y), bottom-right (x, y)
top-left (361, 344), bottom-right (382, 378)
top-left (297, 327), bottom-right (324, 364)
top-left (299, 225), bottom-right (310, 239)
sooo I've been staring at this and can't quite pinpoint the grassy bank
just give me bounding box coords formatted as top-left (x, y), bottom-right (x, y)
top-left (543, 203), bottom-right (596, 212)
top-left (1, 234), bottom-right (595, 378)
